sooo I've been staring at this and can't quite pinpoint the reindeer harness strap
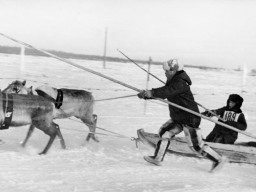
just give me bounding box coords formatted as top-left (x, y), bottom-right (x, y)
top-left (55, 89), bottom-right (63, 109)
top-left (0, 93), bottom-right (13, 130)
top-left (35, 89), bottom-right (63, 109)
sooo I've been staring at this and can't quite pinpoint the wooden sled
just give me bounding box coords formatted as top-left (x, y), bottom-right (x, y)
top-left (137, 129), bottom-right (256, 164)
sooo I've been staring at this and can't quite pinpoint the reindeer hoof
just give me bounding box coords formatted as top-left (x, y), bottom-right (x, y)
top-left (20, 142), bottom-right (26, 148)
top-left (61, 142), bottom-right (66, 149)
top-left (92, 136), bottom-right (99, 142)
top-left (86, 133), bottom-right (99, 142)
top-left (0, 140), bottom-right (5, 145)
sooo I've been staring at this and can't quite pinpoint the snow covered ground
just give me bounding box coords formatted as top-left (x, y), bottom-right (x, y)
top-left (0, 53), bottom-right (255, 192)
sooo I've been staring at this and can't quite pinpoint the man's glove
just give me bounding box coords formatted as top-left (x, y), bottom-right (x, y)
top-left (137, 90), bottom-right (152, 99)
top-left (201, 111), bottom-right (211, 117)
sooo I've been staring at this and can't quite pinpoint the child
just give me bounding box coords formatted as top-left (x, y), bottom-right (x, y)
top-left (203, 94), bottom-right (247, 144)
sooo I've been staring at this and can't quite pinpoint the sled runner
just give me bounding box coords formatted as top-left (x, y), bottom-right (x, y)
top-left (137, 129), bottom-right (256, 164)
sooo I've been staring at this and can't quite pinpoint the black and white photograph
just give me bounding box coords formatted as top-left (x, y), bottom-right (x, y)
top-left (0, 0), bottom-right (255, 191)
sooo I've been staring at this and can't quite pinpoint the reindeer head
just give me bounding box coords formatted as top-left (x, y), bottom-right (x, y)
top-left (2, 80), bottom-right (33, 95)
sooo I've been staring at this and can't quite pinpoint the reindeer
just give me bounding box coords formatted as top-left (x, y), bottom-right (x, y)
top-left (3, 80), bottom-right (98, 147)
top-left (0, 91), bottom-right (66, 154)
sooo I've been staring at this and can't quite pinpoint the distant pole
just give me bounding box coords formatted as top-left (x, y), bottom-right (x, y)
top-left (103, 27), bottom-right (108, 69)
top-left (146, 57), bottom-right (152, 82)
top-left (20, 45), bottom-right (25, 71)
top-left (242, 62), bottom-right (247, 93)
top-left (143, 57), bottom-right (152, 114)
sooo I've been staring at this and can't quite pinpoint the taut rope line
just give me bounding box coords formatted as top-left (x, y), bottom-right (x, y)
top-left (95, 94), bottom-right (136, 102)
top-left (67, 117), bottom-right (131, 138)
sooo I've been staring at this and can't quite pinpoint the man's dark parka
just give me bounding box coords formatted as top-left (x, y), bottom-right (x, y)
top-left (151, 70), bottom-right (201, 128)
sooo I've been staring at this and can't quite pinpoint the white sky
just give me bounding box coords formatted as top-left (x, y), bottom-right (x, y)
top-left (1, 0), bottom-right (256, 69)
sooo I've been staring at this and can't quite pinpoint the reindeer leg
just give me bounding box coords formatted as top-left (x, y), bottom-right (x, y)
top-left (21, 124), bottom-right (35, 147)
top-left (54, 123), bottom-right (66, 149)
top-left (39, 133), bottom-right (57, 155)
top-left (85, 114), bottom-right (99, 142)
top-left (39, 122), bottom-right (66, 155)
top-left (38, 123), bottom-right (58, 155)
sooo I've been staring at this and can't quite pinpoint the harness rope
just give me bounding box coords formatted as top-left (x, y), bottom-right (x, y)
top-left (95, 94), bottom-right (136, 102)
top-left (61, 125), bottom-right (141, 147)
top-left (68, 117), bottom-right (131, 138)
top-left (66, 117), bottom-right (141, 147)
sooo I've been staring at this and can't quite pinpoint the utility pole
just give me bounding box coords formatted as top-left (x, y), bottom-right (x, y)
top-left (103, 27), bottom-right (108, 69)
top-left (242, 63), bottom-right (247, 93)
top-left (143, 56), bottom-right (152, 114)
top-left (20, 45), bottom-right (25, 72)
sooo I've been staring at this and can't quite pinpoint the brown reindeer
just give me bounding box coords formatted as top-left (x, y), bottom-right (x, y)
top-left (0, 91), bottom-right (66, 154)
top-left (3, 80), bottom-right (98, 147)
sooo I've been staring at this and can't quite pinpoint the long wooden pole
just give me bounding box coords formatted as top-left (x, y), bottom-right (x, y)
top-left (117, 49), bottom-right (165, 84)
top-left (0, 33), bottom-right (138, 92)
top-left (154, 97), bottom-right (255, 139)
top-left (1, 33), bottom-right (255, 140)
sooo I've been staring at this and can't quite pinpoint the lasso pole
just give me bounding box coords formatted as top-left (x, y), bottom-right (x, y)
top-left (0, 33), bottom-right (139, 92)
top-left (117, 49), bottom-right (165, 84)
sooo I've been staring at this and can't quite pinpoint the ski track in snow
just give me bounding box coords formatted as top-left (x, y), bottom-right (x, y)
top-left (0, 54), bottom-right (255, 192)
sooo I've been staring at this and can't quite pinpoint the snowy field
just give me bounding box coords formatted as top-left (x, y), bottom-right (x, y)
top-left (0, 53), bottom-right (255, 192)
